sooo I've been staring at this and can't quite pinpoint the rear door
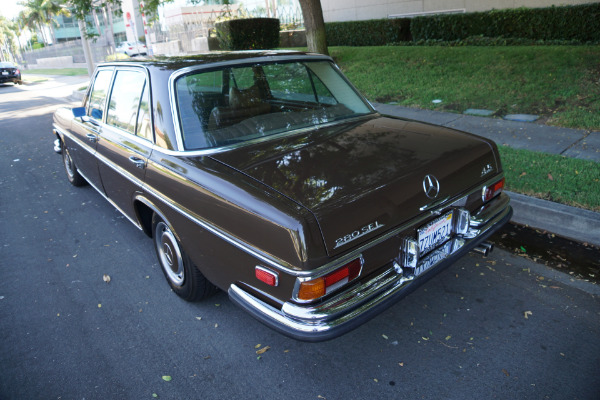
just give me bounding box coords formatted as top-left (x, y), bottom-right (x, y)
top-left (96, 67), bottom-right (154, 224)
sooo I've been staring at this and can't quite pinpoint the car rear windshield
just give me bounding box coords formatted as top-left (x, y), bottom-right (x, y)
top-left (175, 60), bottom-right (373, 150)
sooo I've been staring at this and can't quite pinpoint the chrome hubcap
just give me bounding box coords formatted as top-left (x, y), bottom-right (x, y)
top-left (64, 149), bottom-right (75, 178)
top-left (155, 222), bottom-right (184, 286)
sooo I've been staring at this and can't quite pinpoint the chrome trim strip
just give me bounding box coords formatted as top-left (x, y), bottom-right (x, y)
top-left (140, 170), bottom-right (301, 273)
top-left (55, 124), bottom-right (147, 192)
top-left (471, 192), bottom-right (510, 227)
top-left (229, 204), bottom-right (512, 336)
top-left (58, 115), bottom-right (507, 282)
top-left (53, 124), bottom-right (95, 157)
top-left (76, 169), bottom-right (142, 230)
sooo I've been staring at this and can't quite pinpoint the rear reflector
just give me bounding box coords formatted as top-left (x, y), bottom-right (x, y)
top-left (255, 266), bottom-right (278, 286)
top-left (482, 177), bottom-right (505, 202)
top-left (297, 257), bottom-right (363, 301)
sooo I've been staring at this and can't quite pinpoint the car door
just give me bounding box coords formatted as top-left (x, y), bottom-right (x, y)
top-left (67, 67), bottom-right (114, 191)
top-left (96, 67), bottom-right (154, 225)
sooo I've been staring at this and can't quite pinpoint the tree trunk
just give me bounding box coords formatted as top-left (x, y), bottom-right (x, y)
top-left (103, 4), bottom-right (116, 53)
top-left (298, 0), bottom-right (328, 55)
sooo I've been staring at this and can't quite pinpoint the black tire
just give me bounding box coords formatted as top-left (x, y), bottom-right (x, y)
top-left (152, 214), bottom-right (217, 301)
top-left (62, 144), bottom-right (86, 186)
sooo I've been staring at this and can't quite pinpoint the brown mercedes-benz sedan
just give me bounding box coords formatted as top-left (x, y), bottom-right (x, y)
top-left (52, 51), bottom-right (511, 341)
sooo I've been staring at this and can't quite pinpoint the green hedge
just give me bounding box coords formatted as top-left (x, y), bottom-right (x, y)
top-left (411, 3), bottom-right (600, 42)
top-left (216, 18), bottom-right (280, 50)
top-left (321, 3), bottom-right (600, 46)
top-left (325, 18), bottom-right (411, 46)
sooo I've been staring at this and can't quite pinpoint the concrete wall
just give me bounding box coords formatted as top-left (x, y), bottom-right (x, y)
top-left (321, 0), bottom-right (598, 22)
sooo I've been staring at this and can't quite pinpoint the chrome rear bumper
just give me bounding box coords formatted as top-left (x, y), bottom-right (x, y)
top-left (230, 194), bottom-right (512, 342)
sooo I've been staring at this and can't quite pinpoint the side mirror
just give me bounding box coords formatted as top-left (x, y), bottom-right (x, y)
top-left (72, 107), bottom-right (86, 118)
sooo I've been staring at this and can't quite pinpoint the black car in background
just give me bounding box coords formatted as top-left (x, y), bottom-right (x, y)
top-left (0, 62), bottom-right (22, 85)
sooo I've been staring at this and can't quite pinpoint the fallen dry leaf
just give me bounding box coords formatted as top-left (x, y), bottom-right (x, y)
top-left (502, 369), bottom-right (510, 377)
top-left (256, 346), bottom-right (270, 355)
top-left (548, 173), bottom-right (554, 181)
top-left (524, 311), bottom-right (533, 319)
top-left (255, 344), bottom-right (261, 349)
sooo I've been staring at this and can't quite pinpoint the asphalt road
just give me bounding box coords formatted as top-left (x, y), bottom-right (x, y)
top-left (1, 78), bottom-right (599, 400)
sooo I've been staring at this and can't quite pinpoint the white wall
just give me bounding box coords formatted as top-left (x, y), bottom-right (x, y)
top-left (321, 0), bottom-right (598, 22)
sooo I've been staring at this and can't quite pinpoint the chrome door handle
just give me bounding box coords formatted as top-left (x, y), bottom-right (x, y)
top-left (86, 133), bottom-right (97, 143)
top-left (129, 156), bottom-right (146, 169)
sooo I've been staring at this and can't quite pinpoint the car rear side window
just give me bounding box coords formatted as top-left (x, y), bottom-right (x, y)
top-left (106, 70), bottom-right (147, 136)
top-left (87, 69), bottom-right (113, 120)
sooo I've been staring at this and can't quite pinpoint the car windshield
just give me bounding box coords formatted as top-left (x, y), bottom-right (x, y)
top-left (0, 62), bottom-right (15, 68)
top-left (175, 60), bottom-right (374, 150)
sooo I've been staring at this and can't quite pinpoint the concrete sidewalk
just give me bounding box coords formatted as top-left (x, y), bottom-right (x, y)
top-left (374, 103), bottom-right (600, 246)
top-left (374, 103), bottom-right (600, 162)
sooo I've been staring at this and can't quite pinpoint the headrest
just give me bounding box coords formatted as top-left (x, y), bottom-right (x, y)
top-left (229, 85), bottom-right (261, 109)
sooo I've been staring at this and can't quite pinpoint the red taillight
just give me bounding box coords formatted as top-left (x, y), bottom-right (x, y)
top-left (255, 266), bottom-right (278, 286)
top-left (297, 258), bottom-right (363, 301)
top-left (482, 177), bottom-right (505, 202)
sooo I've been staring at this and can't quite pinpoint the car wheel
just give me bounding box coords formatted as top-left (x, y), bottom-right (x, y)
top-left (62, 144), bottom-right (86, 186)
top-left (152, 214), bottom-right (217, 301)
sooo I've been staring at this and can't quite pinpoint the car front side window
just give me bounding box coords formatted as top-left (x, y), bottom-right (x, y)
top-left (87, 69), bottom-right (113, 120)
top-left (106, 70), bottom-right (146, 135)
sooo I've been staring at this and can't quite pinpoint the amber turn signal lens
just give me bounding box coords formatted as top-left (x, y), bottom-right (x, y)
top-left (297, 278), bottom-right (325, 301)
top-left (297, 257), bottom-right (363, 301)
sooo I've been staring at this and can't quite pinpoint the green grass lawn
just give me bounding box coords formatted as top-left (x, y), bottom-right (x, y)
top-left (327, 45), bottom-right (600, 211)
top-left (499, 146), bottom-right (600, 212)
top-left (22, 68), bottom-right (88, 76)
top-left (331, 46), bottom-right (600, 131)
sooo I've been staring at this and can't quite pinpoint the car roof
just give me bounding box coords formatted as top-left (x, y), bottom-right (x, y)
top-left (98, 50), bottom-right (332, 72)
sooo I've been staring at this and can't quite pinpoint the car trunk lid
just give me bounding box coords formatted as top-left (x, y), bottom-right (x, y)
top-left (211, 116), bottom-right (499, 256)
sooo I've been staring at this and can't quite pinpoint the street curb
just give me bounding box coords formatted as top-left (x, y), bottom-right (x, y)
top-left (507, 190), bottom-right (600, 247)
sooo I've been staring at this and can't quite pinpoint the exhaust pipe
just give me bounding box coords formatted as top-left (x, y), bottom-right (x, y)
top-left (472, 241), bottom-right (494, 257)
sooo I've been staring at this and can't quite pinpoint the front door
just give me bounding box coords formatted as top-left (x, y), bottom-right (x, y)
top-left (96, 67), bottom-right (154, 224)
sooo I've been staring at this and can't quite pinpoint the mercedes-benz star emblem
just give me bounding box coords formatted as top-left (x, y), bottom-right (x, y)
top-left (423, 175), bottom-right (440, 199)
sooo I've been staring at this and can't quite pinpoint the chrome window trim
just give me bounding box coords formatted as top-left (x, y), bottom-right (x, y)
top-left (167, 55), bottom-right (375, 153)
top-left (103, 65), bottom-right (156, 144)
top-left (147, 114), bottom-right (376, 157)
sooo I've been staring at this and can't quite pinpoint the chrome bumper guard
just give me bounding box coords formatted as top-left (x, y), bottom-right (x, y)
top-left (229, 194), bottom-right (512, 342)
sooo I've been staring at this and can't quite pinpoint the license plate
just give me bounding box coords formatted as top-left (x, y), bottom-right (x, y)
top-left (418, 212), bottom-right (453, 255)
top-left (414, 240), bottom-right (454, 277)
top-left (1, 72), bottom-right (8, 75)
